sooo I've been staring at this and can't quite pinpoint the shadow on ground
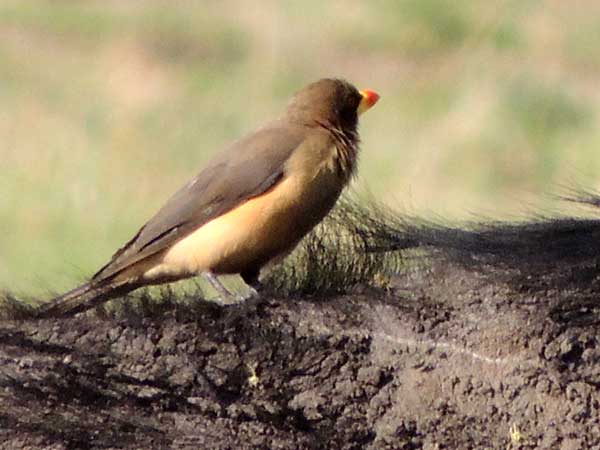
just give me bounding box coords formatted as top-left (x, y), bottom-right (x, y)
top-left (1, 258), bottom-right (598, 449)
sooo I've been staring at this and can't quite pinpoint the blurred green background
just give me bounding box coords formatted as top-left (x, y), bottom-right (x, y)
top-left (3, 0), bottom-right (600, 295)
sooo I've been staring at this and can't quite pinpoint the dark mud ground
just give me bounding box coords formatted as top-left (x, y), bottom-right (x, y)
top-left (1, 259), bottom-right (598, 450)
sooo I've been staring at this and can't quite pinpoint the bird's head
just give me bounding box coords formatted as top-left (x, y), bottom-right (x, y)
top-left (285, 78), bottom-right (379, 130)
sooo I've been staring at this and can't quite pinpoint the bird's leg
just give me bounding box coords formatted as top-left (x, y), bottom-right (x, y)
top-left (202, 271), bottom-right (241, 306)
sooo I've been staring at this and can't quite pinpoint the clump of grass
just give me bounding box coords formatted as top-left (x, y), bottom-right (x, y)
top-left (91, 284), bottom-right (216, 321)
top-left (0, 292), bottom-right (38, 320)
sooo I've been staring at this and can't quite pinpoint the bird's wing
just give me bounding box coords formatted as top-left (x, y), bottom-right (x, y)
top-left (92, 123), bottom-right (307, 281)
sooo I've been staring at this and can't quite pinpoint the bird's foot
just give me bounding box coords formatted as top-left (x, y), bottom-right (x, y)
top-left (210, 294), bottom-right (240, 307)
top-left (202, 271), bottom-right (261, 307)
top-left (235, 285), bottom-right (259, 303)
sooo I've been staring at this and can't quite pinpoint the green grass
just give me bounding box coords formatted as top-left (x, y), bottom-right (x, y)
top-left (2, 0), bottom-right (600, 296)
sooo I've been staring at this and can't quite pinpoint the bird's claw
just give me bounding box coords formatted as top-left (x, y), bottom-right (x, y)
top-left (211, 287), bottom-right (259, 307)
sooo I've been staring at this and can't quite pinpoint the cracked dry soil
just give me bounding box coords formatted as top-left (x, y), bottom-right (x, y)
top-left (1, 262), bottom-right (599, 449)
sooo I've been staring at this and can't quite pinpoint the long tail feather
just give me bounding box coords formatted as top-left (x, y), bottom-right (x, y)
top-left (36, 281), bottom-right (131, 318)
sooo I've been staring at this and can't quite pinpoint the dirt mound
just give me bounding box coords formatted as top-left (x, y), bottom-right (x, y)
top-left (1, 260), bottom-right (598, 449)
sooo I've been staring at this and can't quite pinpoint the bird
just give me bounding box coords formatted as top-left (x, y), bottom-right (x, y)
top-left (38, 78), bottom-right (379, 317)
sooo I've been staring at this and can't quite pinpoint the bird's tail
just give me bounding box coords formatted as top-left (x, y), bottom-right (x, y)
top-left (36, 280), bottom-right (132, 318)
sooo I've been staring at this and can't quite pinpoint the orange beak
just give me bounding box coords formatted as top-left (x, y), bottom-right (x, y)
top-left (357, 89), bottom-right (380, 115)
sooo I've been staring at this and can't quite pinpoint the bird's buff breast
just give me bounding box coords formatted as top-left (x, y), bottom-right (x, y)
top-left (141, 168), bottom-right (341, 280)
